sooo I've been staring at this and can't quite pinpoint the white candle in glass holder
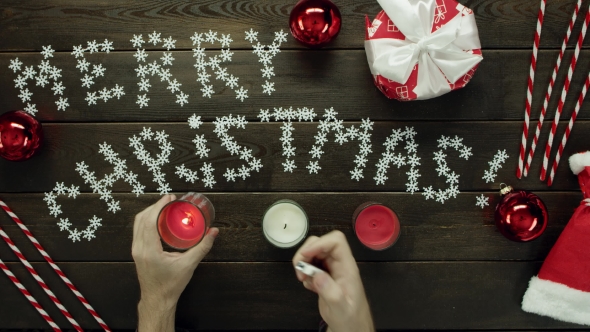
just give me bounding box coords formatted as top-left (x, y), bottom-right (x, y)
top-left (263, 200), bottom-right (309, 248)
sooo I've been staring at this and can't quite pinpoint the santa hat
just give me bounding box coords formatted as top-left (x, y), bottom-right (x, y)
top-left (521, 151), bottom-right (590, 326)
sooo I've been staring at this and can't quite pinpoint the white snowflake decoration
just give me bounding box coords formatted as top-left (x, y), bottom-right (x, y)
top-left (136, 94), bottom-right (149, 108)
top-left (476, 194), bottom-right (490, 209)
top-left (44, 127), bottom-right (176, 242)
top-left (346, 118), bottom-right (374, 181)
top-left (8, 58), bottom-right (23, 73)
top-left (41, 45), bottom-right (55, 59)
top-left (72, 39), bottom-right (124, 106)
top-left (214, 114), bottom-right (262, 183)
top-left (148, 31), bottom-right (162, 45)
top-left (10, 46), bottom-right (69, 114)
top-left (306, 108), bottom-right (351, 175)
top-left (262, 81), bottom-right (275, 95)
top-left (130, 34), bottom-right (145, 48)
top-left (44, 140), bottom-right (149, 242)
top-left (374, 127), bottom-right (421, 193)
top-left (56, 97), bottom-right (69, 111)
top-left (176, 114), bottom-right (218, 188)
top-left (282, 159), bottom-right (296, 173)
top-left (262, 107), bottom-right (372, 178)
top-left (24, 103), bottom-right (38, 115)
top-left (190, 31), bottom-right (248, 101)
top-left (131, 31), bottom-right (188, 108)
top-left (129, 127), bottom-right (174, 195)
top-left (422, 135), bottom-right (471, 204)
top-left (260, 107), bottom-right (316, 173)
top-left (245, 29), bottom-right (288, 95)
top-left (482, 149), bottom-right (509, 183)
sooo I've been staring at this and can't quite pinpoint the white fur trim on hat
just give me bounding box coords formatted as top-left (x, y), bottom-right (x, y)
top-left (522, 276), bottom-right (590, 326)
top-left (569, 151), bottom-right (590, 175)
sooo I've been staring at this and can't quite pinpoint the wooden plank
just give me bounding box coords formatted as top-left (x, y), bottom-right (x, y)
top-left (0, 192), bottom-right (580, 262)
top-left (0, 121), bottom-right (585, 193)
top-left (0, 262), bottom-right (584, 330)
top-left (0, 0), bottom-right (588, 51)
top-left (2, 49), bottom-right (590, 122)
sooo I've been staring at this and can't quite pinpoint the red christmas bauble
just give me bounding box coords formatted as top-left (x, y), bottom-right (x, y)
top-left (0, 110), bottom-right (43, 161)
top-left (494, 185), bottom-right (548, 242)
top-left (289, 0), bottom-right (342, 48)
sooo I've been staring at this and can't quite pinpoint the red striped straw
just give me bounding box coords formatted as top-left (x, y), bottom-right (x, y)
top-left (523, 0), bottom-right (582, 177)
top-left (0, 199), bottom-right (110, 331)
top-left (0, 225), bottom-right (83, 331)
top-left (0, 257), bottom-right (61, 331)
top-left (517, 0), bottom-right (547, 179)
top-left (547, 71), bottom-right (590, 186)
top-left (541, 8), bottom-right (590, 181)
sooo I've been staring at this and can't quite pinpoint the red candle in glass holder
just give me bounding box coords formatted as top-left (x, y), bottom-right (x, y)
top-left (157, 193), bottom-right (215, 250)
top-left (0, 110), bottom-right (43, 161)
top-left (353, 202), bottom-right (400, 250)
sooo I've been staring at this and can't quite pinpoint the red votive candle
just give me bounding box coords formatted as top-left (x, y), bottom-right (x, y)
top-left (157, 192), bottom-right (215, 250)
top-left (352, 202), bottom-right (400, 250)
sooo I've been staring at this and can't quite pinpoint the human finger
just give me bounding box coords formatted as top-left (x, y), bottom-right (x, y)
top-left (298, 231), bottom-right (358, 279)
top-left (134, 195), bottom-right (176, 257)
top-left (140, 195), bottom-right (175, 242)
top-left (182, 227), bottom-right (219, 268)
top-left (293, 236), bottom-right (320, 281)
top-left (312, 270), bottom-right (345, 306)
top-left (302, 279), bottom-right (316, 293)
top-left (134, 195), bottom-right (174, 237)
top-left (299, 230), bottom-right (353, 261)
top-left (133, 200), bottom-right (156, 239)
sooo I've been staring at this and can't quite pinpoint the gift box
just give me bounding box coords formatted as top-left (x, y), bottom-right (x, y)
top-left (365, 0), bottom-right (483, 101)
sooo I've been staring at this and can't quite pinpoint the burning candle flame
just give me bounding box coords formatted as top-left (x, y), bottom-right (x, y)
top-left (181, 212), bottom-right (193, 227)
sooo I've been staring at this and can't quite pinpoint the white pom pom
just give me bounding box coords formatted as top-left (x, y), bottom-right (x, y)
top-left (569, 151), bottom-right (590, 175)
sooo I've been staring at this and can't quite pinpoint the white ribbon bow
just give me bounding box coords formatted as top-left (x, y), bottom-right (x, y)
top-left (365, 0), bottom-right (483, 100)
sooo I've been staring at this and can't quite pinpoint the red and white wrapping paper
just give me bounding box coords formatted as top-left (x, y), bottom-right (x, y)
top-left (365, 0), bottom-right (483, 101)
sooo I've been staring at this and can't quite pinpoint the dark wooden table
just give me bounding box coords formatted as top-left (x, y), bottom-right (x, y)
top-left (1, 0), bottom-right (590, 330)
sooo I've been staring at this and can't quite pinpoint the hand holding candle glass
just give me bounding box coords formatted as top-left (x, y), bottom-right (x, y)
top-left (132, 195), bottom-right (219, 332)
top-left (157, 192), bottom-right (215, 250)
top-left (292, 231), bottom-right (375, 332)
top-left (134, 196), bottom-right (374, 332)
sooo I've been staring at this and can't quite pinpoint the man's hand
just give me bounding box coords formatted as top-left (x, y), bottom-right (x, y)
top-left (293, 231), bottom-right (374, 332)
top-left (132, 195), bottom-right (219, 332)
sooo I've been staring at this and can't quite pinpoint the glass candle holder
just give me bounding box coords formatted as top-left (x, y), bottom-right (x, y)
top-left (352, 202), bottom-right (400, 250)
top-left (263, 199), bottom-right (309, 249)
top-left (157, 192), bottom-right (215, 250)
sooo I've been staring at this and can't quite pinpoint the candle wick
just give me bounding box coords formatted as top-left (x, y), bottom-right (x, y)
top-left (284, 224), bottom-right (287, 229)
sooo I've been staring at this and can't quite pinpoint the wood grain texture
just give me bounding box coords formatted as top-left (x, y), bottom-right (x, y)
top-left (0, 122), bottom-right (585, 193)
top-left (0, 0), bottom-right (589, 51)
top-left (1, 1), bottom-right (589, 331)
top-left (2, 49), bottom-right (590, 122)
top-left (0, 192), bottom-right (581, 263)
top-left (0, 262), bottom-right (585, 330)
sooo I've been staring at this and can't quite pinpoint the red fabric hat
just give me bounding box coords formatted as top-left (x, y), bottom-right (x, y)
top-left (521, 151), bottom-right (590, 325)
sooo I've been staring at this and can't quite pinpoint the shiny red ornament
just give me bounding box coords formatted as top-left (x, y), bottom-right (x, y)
top-left (0, 110), bottom-right (43, 161)
top-left (289, 0), bottom-right (342, 48)
top-left (494, 184), bottom-right (548, 242)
